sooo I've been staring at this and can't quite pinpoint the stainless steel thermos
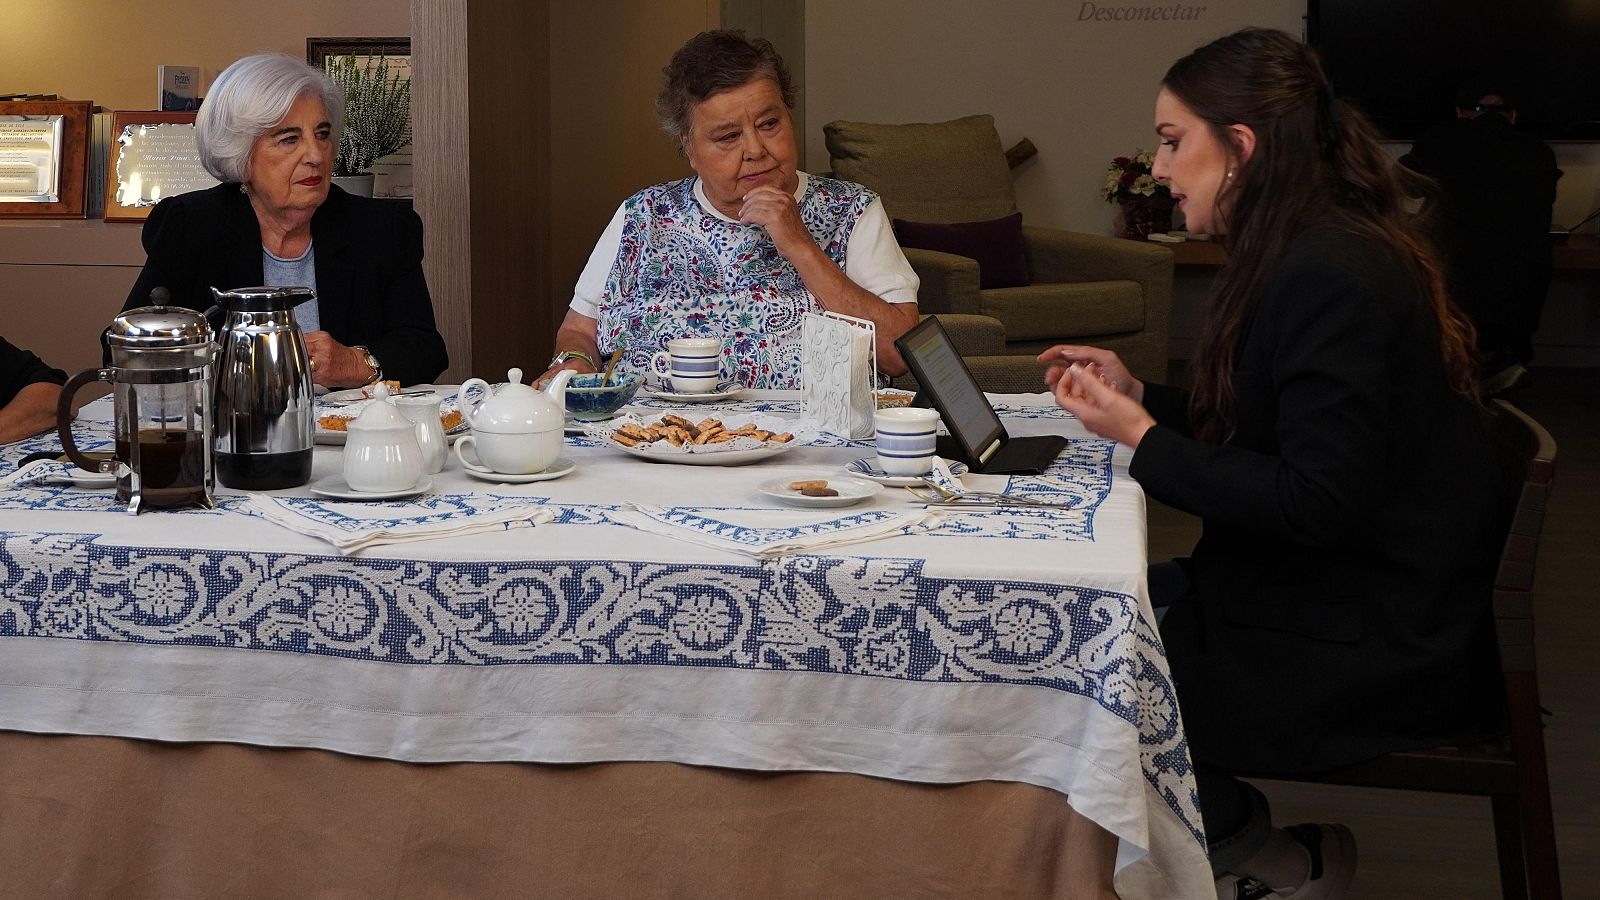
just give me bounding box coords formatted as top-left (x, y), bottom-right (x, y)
top-left (206, 286), bottom-right (317, 490)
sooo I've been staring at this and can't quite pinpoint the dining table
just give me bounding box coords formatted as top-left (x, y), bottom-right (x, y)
top-left (0, 387), bottom-right (1211, 899)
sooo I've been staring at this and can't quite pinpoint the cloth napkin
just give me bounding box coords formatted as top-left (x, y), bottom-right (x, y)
top-left (609, 502), bottom-right (942, 559)
top-left (0, 458), bottom-right (89, 489)
top-left (244, 492), bottom-right (553, 555)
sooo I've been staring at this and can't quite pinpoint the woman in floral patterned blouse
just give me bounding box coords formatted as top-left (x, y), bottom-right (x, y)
top-left (540, 30), bottom-right (920, 391)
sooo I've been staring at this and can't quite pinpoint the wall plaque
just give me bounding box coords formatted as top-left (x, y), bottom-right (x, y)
top-left (0, 100), bottom-right (90, 218)
top-left (105, 111), bottom-right (219, 222)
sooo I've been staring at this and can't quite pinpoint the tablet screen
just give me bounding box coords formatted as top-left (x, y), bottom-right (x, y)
top-left (895, 318), bottom-right (1005, 460)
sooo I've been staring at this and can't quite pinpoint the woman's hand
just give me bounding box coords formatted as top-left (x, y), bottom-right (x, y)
top-left (1054, 363), bottom-right (1157, 448)
top-left (536, 357), bottom-right (596, 389)
top-left (739, 184), bottom-right (813, 260)
top-left (304, 331), bottom-right (376, 388)
top-left (1037, 345), bottom-right (1143, 403)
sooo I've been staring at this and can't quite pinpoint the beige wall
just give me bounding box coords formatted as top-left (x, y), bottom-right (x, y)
top-left (545, 1), bottom-right (718, 342)
top-left (0, 0), bottom-right (409, 111)
top-left (804, 1), bottom-right (1302, 233)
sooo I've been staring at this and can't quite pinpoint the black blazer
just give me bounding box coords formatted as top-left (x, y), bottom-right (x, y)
top-left (1132, 228), bottom-right (1506, 775)
top-left (119, 183), bottom-right (448, 387)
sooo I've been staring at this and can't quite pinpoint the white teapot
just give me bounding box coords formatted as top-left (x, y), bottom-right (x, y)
top-left (454, 368), bottom-right (573, 475)
top-left (343, 384), bottom-right (425, 492)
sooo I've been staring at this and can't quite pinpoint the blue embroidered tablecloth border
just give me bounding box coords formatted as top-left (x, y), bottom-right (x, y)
top-left (0, 530), bottom-right (1201, 847)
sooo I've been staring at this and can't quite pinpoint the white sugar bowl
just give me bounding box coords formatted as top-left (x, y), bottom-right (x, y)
top-left (454, 367), bottom-right (573, 475)
top-left (343, 384), bottom-right (426, 492)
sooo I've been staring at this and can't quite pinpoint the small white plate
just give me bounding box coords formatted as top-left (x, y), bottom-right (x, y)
top-left (640, 382), bottom-right (743, 403)
top-left (460, 457), bottom-right (576, 484)
top-left (314, 427), bottom-right (466, 447)
top-left (309, 474), bottom-right (433, 501)
top-left (758, 476), bottom-right (882, 508)
top-left (846, 458), bottom-right (969, 487)
top-left (323, 384), bottom-right (462, 404)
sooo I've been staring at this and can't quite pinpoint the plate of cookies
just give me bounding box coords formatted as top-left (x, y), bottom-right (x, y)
top-left (588, 413), bottom-right (811, 465)
top-left (758, 476), bottom-right (882, 508)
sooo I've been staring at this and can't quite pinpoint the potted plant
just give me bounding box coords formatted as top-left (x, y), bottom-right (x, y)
top-left (324, 55), bottom-right (412, 197)
top-left (1101, 149), bottom-right (1174, 238)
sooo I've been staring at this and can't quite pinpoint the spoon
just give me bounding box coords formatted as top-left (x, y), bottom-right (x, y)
top-left (600, 345), bottom-right (625, 387)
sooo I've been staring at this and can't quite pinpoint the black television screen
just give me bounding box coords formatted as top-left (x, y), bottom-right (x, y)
top-left (1308, 0), bottom-right (1600, 141)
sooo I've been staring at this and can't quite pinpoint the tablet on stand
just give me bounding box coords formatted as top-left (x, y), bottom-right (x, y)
top-left (893, 317), bottom-right (1066, 475)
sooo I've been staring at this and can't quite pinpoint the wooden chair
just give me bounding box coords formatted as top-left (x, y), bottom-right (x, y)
top-left (1280, 399), bottom-right (1562, 898)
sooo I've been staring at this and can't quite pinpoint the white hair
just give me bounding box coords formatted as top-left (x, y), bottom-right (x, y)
top-left (196, 53), bottom-right (344, 184)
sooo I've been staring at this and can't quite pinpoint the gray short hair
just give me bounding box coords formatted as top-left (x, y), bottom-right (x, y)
top-left (196, 53), bottom-right (344, 184)
top-left (656, 30), bottom-right (794, 146)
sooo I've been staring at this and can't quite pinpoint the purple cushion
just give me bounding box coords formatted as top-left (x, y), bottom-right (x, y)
top-left (892, 212), bottom-right (1030, 289)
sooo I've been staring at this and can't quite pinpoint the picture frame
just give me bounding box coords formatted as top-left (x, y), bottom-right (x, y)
top-left (306, 37), bottom-right (414, 199)
top-left (0, 99), bottom-right (91, 218)
top-left (306, 37), bottom-right (410, 68)
top-left (104, 110), bottom-right (219, 222)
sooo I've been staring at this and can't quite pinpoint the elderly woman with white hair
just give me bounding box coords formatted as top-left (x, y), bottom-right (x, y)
top-left (118, 52), bottom-right (447, 388)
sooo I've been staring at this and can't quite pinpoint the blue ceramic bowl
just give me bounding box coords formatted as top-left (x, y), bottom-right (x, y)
top-left (564, 372), bottom-right (642, 421)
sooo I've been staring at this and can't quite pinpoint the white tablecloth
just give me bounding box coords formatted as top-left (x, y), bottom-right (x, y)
top-left (0, 391), bottom-right (1209, 898)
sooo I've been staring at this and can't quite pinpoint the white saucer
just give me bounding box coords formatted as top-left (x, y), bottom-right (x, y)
top-left (640, 382), bottom-right (742, 403)
top-left (845, 457), bottom-right (969, 487)
top-left (758, 475), bottom-right (882, 508)
top-left (460, 457), bottom-right (577, 484)
top-left (309, 474), bottom-right (433, 501)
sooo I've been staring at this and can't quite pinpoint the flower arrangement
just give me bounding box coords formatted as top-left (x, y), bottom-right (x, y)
top-left (1101, 149), bottom-right (1169, 204)
top-left (325, 55), bottom-right (412, 178)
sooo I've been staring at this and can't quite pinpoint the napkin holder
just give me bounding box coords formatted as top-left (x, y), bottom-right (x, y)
top-left (801, 311), bottom-right (876, 440)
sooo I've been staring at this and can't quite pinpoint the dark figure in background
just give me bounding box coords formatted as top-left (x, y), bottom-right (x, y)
top-left (0, 337), bottom-right (71, 444)
top-left (1402, 80), bottom-right (1560, 395)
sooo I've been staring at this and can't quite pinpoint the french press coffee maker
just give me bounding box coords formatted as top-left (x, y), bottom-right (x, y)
top-left (56, 306), bottom-right (216, 514)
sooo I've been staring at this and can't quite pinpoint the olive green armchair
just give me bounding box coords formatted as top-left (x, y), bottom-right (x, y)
top-left (826, 114), bottom-right (1174, 393)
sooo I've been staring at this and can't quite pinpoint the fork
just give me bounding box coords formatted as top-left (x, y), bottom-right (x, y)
top-left (905, 481), bottom-right (1071, 509)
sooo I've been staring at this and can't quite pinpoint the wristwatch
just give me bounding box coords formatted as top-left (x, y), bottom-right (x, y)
top-left (353, 345), bottom-right (383, 384)
top-left (548, 350), bottom-right (598, 370)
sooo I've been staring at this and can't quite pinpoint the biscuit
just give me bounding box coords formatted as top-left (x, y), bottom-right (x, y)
top-left (703, 431), bottom-right (737, 444)
top-left (661, 415), bottom-right (698, 434)
top-left (789, 480), bottom-right (828, 491)
top-left (771, 432), bottom-right (794, 443)
top-left (618, 422), bottom-right (653, 440)
top-left (318, 415), bottom-right (353, 432)
top-left (612, 432), bottom-right (646, 447)
top-left (800, 487), bottom-right (839, 497)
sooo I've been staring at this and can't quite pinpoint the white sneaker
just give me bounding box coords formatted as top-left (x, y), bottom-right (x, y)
top-left (1278, 823), bottom-right (1357, 899)
top-left (1216, 873), bottom-right (1282, 899)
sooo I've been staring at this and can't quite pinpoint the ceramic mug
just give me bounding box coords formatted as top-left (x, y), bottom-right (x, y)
top-left (454, 430), bottom-right (560, 476)
top-left (874, 407), bottom-right (940, 476)
top-left (649, 337), bottom-right (724, 394)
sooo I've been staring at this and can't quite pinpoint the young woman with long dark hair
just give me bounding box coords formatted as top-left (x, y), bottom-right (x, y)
top-left (1043, 28), bottom-right (1505, 898)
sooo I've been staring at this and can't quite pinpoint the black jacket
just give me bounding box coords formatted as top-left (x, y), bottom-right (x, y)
top-left (1132, 228), bottom-right (1506, 775)
top-left (119, 183), bottom-right (448, 386)
top-left (1, 336), bottom-right (66, 408)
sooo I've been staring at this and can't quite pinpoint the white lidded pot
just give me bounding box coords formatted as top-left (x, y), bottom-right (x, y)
top-left (343, 384), bottom-right (426, 492)
top-left (454, 368), bottom-right (573, 475)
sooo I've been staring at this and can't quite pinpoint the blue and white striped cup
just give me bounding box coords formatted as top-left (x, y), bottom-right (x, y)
top-left (874, 407), bottom-right (940, 476)
top-left (650, 337), bottom-right (724, 394)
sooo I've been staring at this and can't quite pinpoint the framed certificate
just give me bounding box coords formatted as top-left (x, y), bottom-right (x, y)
top-left (0, 100), bottom-right (91, 218)
top-left (104, 111), bottom-right (220, 222)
